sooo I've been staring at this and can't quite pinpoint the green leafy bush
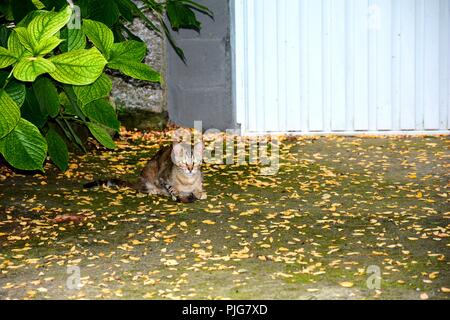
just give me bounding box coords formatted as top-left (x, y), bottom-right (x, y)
top-left (0, 5), bottom-right (159, 171)
top-left (0, 0), bottom-right (212, 172)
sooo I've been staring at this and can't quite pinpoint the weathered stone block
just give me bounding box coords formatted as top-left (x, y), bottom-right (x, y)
top-left (111, 8), bottom-right (167, 116)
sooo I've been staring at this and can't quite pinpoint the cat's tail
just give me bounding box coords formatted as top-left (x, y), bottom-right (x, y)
top-left (83, 179), bottom-right (133, 189)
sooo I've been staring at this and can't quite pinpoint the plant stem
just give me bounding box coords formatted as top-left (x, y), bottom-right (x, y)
top-left (62, 115), bottom-right (85, 125)
top-left (60, 116), bottom-right (87, 153)
top-left (2, 69), bottom-right (14, 90)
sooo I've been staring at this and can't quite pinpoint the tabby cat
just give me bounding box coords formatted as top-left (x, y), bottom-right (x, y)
top-left (84, 142), bottom-right (206, 203)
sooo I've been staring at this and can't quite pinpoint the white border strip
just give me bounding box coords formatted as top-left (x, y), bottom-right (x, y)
top-left (241, 130), bottom-right (450, 137)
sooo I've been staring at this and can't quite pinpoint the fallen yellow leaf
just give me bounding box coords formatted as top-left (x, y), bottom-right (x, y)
top-left (420, 293), bottom-right (429, 300)
top-left (429, 272), bottom-right (439, 279)
top-left (339, 281), bottom-right (354, 288)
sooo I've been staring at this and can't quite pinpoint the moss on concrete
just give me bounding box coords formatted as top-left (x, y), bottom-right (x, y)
top-left (0, 134), bottom-right (448, 300)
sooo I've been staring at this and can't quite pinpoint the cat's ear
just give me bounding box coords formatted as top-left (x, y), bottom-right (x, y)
top-left (172, 143), bottom-right (185, 163)
top-left (193, 142), bottom-right (204, 158)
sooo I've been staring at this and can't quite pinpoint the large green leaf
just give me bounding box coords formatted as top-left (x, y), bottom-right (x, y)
top-left (178, 0), bottom-right (214, 17)
top-left (60, 28), bottom-right (86, 52)
top-left (110, 40), bottom-right (147, 62)
top-left (0, 118), bottom-right (47, 171)
top-left (33, 36), bottom-right (63, 55)
top-left (82, 19), bottom-right (114, 59)
top-left (0, 71), bottom-right (7, 84)
top-left (62, 85), bottom-right (86, 120)
top-left (7, 31), bottom-right (27, 59)
top-left (5, 81), bottom-right (26, 107)
top-left (31, 0), bottom-right (46, 9)
top-left (0, 71), bottom-right (8, 85)
top-left (87, 122), bottom-right (117, 149)
top-left (33, 77), bottom-right (60, 117)
top-left (0, 26), bottom-right (11, 48)
top-left (0, 1), bottom-right (13, 21)
top-left (14, 27), bottom-right (35, 53)
top-left (83, 0), bottom-right (120, 27)
top-left (27, 5), bottom-right (72, 49)
top-left (13, 56), bottom-right (56, 82)
top-left (46, 128), bottom-right (69, 171)
top-left (0, 90), bottom-right (21, 139)
top-left (166, 0), bottom-right (201, 31)
top-left (59, 91), bottom-right (76, 115)
top-left (108, 60), bottom-right (160, 82)
top-left (41, 0), bottom-right (67, 11)
top-left (0, 71), bottom-right (26, 106)
top-left (73, 74), bottom-right (112, 106)
top-left (0, 47), bottom-right (17, 68)
top-left (56, 117), bottom-right (86, 153)
top-left (16, 10), bottom-right (47, 28)
top-left (114, 0), bottom-right (135, 22)
top-left (49, 48), bottom-right (107, 85)
top-left (21, 88), bottom-right (48, 128)
top-left (82, 99), bottom-right (120, 131)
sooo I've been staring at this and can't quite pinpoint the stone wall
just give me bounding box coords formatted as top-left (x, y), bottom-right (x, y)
top-left (166, 0), bottom-right (236, 131)
top-left (110, 0), bottom-right (235, 131)
top-left (110, 4), bottom-right (167, 130)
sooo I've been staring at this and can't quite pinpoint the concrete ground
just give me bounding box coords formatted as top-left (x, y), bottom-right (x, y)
top-left (0, 132), bottom-right (449, 300)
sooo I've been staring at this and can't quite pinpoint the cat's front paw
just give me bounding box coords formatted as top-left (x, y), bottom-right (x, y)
top-left (193, 191), bottom-right (207, 201)
top-left (178, 194), bottom-right (196, 203)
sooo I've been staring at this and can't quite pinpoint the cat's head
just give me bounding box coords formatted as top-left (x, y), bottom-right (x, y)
top-left (172, 142), bottom-right (203, 176)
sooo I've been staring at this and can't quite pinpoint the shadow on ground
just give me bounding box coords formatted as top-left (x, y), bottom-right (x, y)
top-left (0, 132), bottom-right (449, 300)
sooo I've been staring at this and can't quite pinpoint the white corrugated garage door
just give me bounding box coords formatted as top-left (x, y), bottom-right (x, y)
top-left (233, 0), bottom-right (450, 134)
